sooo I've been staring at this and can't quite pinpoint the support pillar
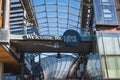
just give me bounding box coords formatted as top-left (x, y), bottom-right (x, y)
top-left (0, 0), bottom-right (10, 44)
top-left (39, 53), bottom-right (41, 80)
top-left (0, 63), bottom-right (4, 80)
top-left (0, 0), bottom-right (2, 28)
top-left (3, 0), bottom-right (10, 29)
top-left (21, 53), bottom-right (25, 80)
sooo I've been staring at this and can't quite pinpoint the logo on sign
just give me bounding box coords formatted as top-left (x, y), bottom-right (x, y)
top-left (62, 29), bottom-right (81, 47)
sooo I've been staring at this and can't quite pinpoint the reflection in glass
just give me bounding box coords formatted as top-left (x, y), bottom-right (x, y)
top-left (40, 53), bottom-right (102, 80)
top-left (97, 32), bottom-right (120, 79)
top-left (86, 52), bottom-right (102, 80)
top-left (93, 0), bottom-right (118, 25)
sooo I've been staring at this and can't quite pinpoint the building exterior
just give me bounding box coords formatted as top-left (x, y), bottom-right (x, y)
top-left (0, 0), bottom-right (120, 80)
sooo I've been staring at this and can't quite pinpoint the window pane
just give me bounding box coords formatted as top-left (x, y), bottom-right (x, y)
top-left (97, 32), bottom-right (120, 79)
top-left (97, 32), bottom-right (120, 54)
top-left (106, 56), bottom-right (120, 78)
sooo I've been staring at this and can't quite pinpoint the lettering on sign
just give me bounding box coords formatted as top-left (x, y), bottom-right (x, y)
top-left (62, 29), bottom-right (81, 47)
top-left (63, 35), bottom-right (77, 42)
top-left (24, 34), bottom-right (62, 41)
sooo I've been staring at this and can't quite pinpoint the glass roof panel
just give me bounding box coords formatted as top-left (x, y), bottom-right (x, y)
top-left (70, 0), bottom-right (80, 8)
top-left (35, 6), bottom-right (45, 12)
top-left (47, 5), bottom-right (57, 11)
top-left (47, 12), bottom-right (57, 17)
top-left (41, 55), bottom-right (77, 79)
top-left (46, 0), bottom-right (56, 4)
top-left (30, 0), bottom-right (81, 36)
top-left (58, 0), bottom-right (68, 4)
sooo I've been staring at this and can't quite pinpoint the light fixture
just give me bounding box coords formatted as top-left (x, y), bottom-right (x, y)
top-left (54, 41), bottom-right (60, 49)
top-left (56, 52), bottom-right (61, 58)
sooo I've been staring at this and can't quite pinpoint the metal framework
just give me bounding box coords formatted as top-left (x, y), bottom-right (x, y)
top-left (30, 0), bottom-right (81, 36)
top-left (10, 0), bottom-right (39, 35)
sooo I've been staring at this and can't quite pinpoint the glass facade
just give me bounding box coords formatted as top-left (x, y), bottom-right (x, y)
top-left (93, 0), bottom-right (118, 25)
top-left (97, 32), bottom-right (120, 79)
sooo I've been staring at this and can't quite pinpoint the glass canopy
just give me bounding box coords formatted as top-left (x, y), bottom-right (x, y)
top-left (30, 0), bottom-right (81, 36)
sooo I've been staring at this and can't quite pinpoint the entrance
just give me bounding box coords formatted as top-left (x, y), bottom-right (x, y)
top-left (10, 36), bottom-right (103, 80)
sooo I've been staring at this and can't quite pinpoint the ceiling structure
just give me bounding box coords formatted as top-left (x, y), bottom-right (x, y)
top-left (0, 45), bottom-right (21, 74)
top-left (10, 0), bottom-right (94, 36)
top-left (9, 0), bottom-right (94, 53)
top-left (30, 0), bottom-right (81, 36)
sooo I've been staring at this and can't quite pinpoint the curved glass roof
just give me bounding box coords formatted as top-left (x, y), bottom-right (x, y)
top-left (41, 55), bottom-right (77, 79)
top-left (27, 52), bottom-right (102, 79)
top-left (30, 0), bottom-right (81, 36)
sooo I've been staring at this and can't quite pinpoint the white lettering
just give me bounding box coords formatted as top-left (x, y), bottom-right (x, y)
top-left (26, 34), bottom-right (34, 39)
top-left (25, 35), bottom-right (62, 40)
top-left (55, 36), bottom-right (62, 40)
top-left (64, 35), bottom-right (77, 42)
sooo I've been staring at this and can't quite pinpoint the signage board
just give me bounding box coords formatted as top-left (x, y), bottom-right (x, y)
top-left (23, 29), bottom-right (81, 47)
top-left (93, 0), bottom-right (118, 25)
top-left (0, 29), bottom-right (10, 44)
top-left (62, 29), bottom-right (81, 47)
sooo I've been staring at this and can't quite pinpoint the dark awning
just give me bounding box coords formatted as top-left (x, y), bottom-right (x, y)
top-left (10, 39), bottom-right (93, 54)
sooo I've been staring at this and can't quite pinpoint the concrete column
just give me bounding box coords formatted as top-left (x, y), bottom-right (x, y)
top-left (0, 63), bottom-right (4, 80)
top-left (3, 0), bottom-right (10, 29)
top-left (0, 0), bottom-right (2, 15)
top-left (0, 0), bottom-right (2, 28)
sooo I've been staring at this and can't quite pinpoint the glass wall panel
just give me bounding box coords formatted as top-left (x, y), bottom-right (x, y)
top-left (86, 52), bottom-right (103, 80)
top-left (96, 32), bottom-right (120, 79)
top-left (93, 0), bottom-right (118, 25)
top-left (97, 32), bottom-right (120, 54)
top-left (101, 56), bottom-right (108, 78)
top-left (106, 56), bottom-right (120, 78)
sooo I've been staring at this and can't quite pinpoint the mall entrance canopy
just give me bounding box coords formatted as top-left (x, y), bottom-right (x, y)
top-left (10, 35), bottom-right (94, 54)
top-left (9, 0), bottom-right (95, 54)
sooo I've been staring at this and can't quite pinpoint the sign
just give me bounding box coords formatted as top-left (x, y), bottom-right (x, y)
top-left (93, 0), bottom-right (118, 25)
top-left (0, 29), bottom-right (9, 44)
top-left (62, 29), bottom-right (80, 47)
top-left (24, 35), bottom-right (62, 41)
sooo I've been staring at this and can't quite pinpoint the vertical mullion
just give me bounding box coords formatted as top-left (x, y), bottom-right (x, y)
top-left (44, 0), bottom-right (50, 35)
top-left (45, 58), bottom-right (51, 79)
top-left (39, 53), bottom-right (41, 80)
top-left (117, 33), bottom-right (120, 54)
top-left (101, 33), bottom-right (109, 78)
top-left (56, 0), bottom-right (59, 35)
top-left (31, 0), bottom-right (40, 34)
top-left (77, 1), bottom-right (81, 32)
top-left (67, 0), bottom-right (70, 29)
